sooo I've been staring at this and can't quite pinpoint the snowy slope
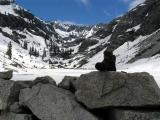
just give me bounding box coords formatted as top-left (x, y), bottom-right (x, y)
top-left (0, 2), bottom-right (56, 70)
top-left (0, 3), bottom-right (18, 16)
top-left (1, 0), bottom-right (160, 71)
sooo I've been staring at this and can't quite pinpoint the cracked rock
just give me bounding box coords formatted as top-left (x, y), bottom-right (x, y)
top-left (19, 83), bottom-right (98, 120)
top-left (75, 71), bottom-right (160, 109)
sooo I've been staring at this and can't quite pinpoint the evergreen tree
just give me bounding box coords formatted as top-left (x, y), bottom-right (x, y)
top-left (23, 41), bottom-right (28, 50)
top-left (29, 47), bottom-right (32, 56)
top-left (6, 41), bottom-right (12, 60)
top-left (42, 48), bottom-right (47, 59)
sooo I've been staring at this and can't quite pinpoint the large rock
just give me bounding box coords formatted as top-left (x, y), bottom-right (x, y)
top-left (19, 83), bottom-right (98, 120)
top-left (0, 79), bottom-right (29, 110)
top-left (0, 79), bottom-right (15, 110)
top-left (0, 70), bottom-right (13, 80)
top-left (113, 109), bottom-right (160, 120)
top-left (9, 102), bottom-right (23, 113)
top-left (75, 71), bottom-right (160, 109)
top-left (58, 76), bottom-right (77, 92)
top-left (15, 76), bottom-right (56, 88)
top-left (30, 76), bottom-right (56, 87)
top-left (0, 111), bottom-right (32, 120)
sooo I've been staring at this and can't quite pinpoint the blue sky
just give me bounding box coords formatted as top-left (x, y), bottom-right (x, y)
top-left (16, 0), bottom-right (145, 25)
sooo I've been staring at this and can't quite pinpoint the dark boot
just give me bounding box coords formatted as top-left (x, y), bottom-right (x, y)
top-left (95, 62), bottom-right (106, 71)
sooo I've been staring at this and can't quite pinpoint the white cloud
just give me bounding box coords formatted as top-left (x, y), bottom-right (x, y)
top-left (80, 0), bottom-right (90, 6)
top-left (121, 0), bottom-right (131, 3)
top-left (56, 20), bottom-right (77, 25)
top-left (121, 0), bottom-right (145, 10)
top-left (104, 10), bottom-right (111, 17)
top-left (56, 20), bottom-right (84, 25)
top-left (75, 0), bottom-right (90, 7)
top-left (129, 0), bottom-right (145, 9)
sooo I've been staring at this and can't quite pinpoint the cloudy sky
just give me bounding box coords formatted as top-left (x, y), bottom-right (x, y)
top-left (16, 0), bottom-right (145, 25)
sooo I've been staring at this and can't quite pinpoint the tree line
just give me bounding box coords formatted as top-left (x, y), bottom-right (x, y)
top-left (5, 41), bottom-right (74, 61)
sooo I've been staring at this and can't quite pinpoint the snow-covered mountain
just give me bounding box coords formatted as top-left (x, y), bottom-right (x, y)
top-left (0, 0), bottom-right (160, 70)
top-left (0, 1), bottom-right (62, 70)
top-left (82, 0), bottom-right (160, 69)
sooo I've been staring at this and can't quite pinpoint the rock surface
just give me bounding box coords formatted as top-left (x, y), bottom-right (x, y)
top-left (30, 76), bottom-right (56, 87)
top-left (113, 109), bottom-right (160, 120)
top-left (1, 71), bottom-right (160, 120)
top-left (0, 79), bottom-right (15, 110)
top-left (58, 76), bottom-right (77, 92)
top-left (19, 83), bottom-right (98, 120)
top-left (0, 70), bottom-right (13, 80)
top-left (75, 71), bottom-right (160, 109)
top-left (0, 111), bottom-right (32, 120)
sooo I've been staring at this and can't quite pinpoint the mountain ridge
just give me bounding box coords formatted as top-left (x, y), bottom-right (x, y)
top-left (0, 0), bottom-right (160, 70)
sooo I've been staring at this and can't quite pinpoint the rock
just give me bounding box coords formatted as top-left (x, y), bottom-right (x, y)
top-left (0, 79), bottom-right (15, 110)
top-left (15, 81), bottom-right (33, 88)
top-left (9, 102), bottom-right (22, 113)
top-left (0, 70), bottom-right (13, 80)
top-left (75, 71), bottom-right (160, 109)
top-left (113, 109), bottom-right (160, 120)
top-left (0, 79), bottom-right (28, 110)
top-left (30, 76), bottom-right (56, 87)
top-left (0, 111), bottom-right (32, 120)
top-left (58, 76), bottom-right (77, 92)
top-left (19, 83), bottom-right (98, 120)
top-left (0, 76), bottom-right (56, 110)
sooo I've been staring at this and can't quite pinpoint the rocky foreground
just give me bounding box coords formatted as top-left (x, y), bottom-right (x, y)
top-left (0, 71), bottom-right (160, 120)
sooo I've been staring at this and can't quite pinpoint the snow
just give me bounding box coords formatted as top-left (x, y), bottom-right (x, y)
top-left (2, 27), bottom-right (12, 34)
top-left (114, 35), bottom-right (149, 68)
top-left (82, 48), bottom-right (106, 69)
top-left (55, 29), bottom-right (71, 38)
top-left (10, 60), bottom-right (160, 87)
top-left (120, 55), bottom-right (160, 87)
top-left (0, 4), bottom-right (18, 16)
top-left (88, 34), bottom-right (111, 51)
top-left (112, 24), bottom-right (118, 32)
top-left (0, 0), bottom-right (160, 88)
top-left (126, 24), bottom-right (141, 32)
top-left (0, 28), bottom-right (49, 70)
top-left (11, 69), bottom-right (94, 84)
top-left (85, 28), bottom-right (95, 38)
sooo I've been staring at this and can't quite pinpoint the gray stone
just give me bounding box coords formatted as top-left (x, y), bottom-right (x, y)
top-left (75, 71), bottom-right (160, 109)
top-left (0, 79), bottom-right (29, 110)
top-left (30, 76), bottom-right (56, 87)
top-left (9, 102), bottom-right (22, 113)
top-left (0, 79), bottom-right (15, 110)
top-left (0, 70), bottom-right (13, 80)
top-left (113, 109), bottom-right (160, 120)
top-left (58, 76), bottom-right (77, 92)
top-left (19, 83), bottom-right (98, 120)
top-left (0, 111), bottom-right (32, 120)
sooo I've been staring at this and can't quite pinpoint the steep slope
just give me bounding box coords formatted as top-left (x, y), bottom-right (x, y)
top-left (0, 1), bottom-right (105, 69)
top-left (1, 0), bottom-right (160, 70)
top-left (82, 0), bottom-right (160, 69)
top-left (0, 1), bottom-right (59, 70)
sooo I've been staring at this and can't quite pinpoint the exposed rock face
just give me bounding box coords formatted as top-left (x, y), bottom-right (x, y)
top-left (19, 83), bottom-right (98, 120)
top-left (0, 79), bottom-right (15, 110)
top-left (0, 70), bottom-right (13, 80)
top-left (58, 76), bottom-right (77, 92)
top-left (1, 72), bottom-right (160, 120)
top-left (113, 109), bottom-right (160, 120)
top-left (0, 111), bottom-right (32, 120)
top-left (30, 76), bottom-right (56, 87)
top-left (75, 71), bottom-right (160, 109)
top-left (0, 0), bottom-right (14, 5)
top-left (0, 78), bottom-right (30, 110)
top-left (9, 102), bottom-right (22, 113)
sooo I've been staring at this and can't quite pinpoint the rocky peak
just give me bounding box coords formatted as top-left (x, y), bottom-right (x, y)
top-left (0, 0), bottom-right (15, 5)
